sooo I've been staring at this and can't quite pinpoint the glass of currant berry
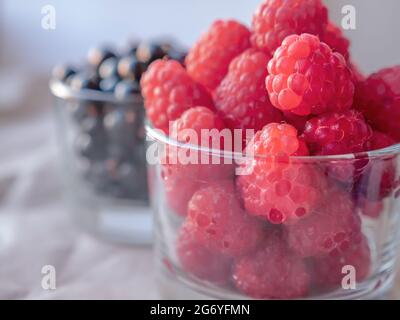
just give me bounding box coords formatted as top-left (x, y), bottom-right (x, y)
top-left (50, 41), bottom-right (186, 245)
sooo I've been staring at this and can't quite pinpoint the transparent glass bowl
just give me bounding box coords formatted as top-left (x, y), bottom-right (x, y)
top-left (147, 125), bottom-right (400, 299)
top-left (51, 80), bottom-right (152, 245)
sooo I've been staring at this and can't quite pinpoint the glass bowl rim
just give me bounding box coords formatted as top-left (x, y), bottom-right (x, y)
top-left (146, 122), bottom-right (400, 162)
top-left (49, 79), bottom-right (143, 104)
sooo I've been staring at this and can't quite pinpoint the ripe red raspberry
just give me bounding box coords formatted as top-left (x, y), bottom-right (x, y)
top-left (185, 181), bottom-right (266, 258)
top-left (302, 110), bottom-right (373, 156)
top-left (177, 225), bottom-right (233, 284)
top-left (266, 34), bottom-right (354, 116)
top-left (354, 66), bottom-right (400, 141)
top-left (186, 20), bottom-right (251, 91)
top-left (355, 131), bottom-right (397, 202)
top-left (286, 189), bottom-right (362, 258)
top-left (141, 60), bottom-right (214, 133)
top-left (312, 235), bottom-right (371, 288)
top-left (233, 229), bottom-right (310, 299)
top-left (162, 107), bottom-right (234, 216)
top-left (251, 0), bottom-right (328, 55)
top-left (170, 106), bottom-right (226, 145)
top-left (237, 123), bottom-right (327, 225)
top-left (322, 22), bottom-right (350, 60)
top-left (366, 131), bottom-right (396, 152)
top-left (161, 165), bottom-right (206, 216)
top-left (214, 49), bottom-right (283, 137)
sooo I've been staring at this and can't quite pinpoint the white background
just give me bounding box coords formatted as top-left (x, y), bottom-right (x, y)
top-left (1, 0), bottom-right (400, 76)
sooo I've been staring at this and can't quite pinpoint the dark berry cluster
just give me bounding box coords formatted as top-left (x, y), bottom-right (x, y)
top-left (52, 41), bottom-right (186, 201)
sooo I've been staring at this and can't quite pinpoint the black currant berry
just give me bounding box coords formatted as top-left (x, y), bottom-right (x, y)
top-left (70, 72), bottom-right (99, 91)
top-left (87, 47), bottom-right (116, 68)
top-left (99, 76), bottom-right (120, 93)
top-left (114, 80), bottom-right (140, 100)
top-left (117, 55), bottom-right (146, 81)
top-left (98, 57), bottom-right (119, 79)
top-left (136, 42), bottom-right (165, 64)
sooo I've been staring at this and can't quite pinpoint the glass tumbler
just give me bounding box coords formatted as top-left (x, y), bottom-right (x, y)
top-left (51, 80), bottom-right (151, 245)
top-left (147, 125), bottom-right (400, 299)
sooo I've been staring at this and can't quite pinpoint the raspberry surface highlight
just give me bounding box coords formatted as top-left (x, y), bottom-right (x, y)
top-left (237, 123), bottom-right (327, 224)
top-left (141, 60), bottom-right (214, 133)
top-left (266, 33), bottom-right (354, 116)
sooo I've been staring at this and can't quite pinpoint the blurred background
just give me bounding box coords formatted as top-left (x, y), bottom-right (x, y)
top-left (1, 0), bottom-right (400, 299)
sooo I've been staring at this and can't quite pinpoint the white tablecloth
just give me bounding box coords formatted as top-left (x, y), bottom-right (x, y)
top-left (0, 78), bottom-right (399, 300)
top-left (0, 87), bottom-right (158, 299)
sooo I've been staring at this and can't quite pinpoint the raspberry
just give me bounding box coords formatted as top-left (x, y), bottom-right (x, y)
top-left (233, 229), bottom-right (310, 299)
top-left (177, 225), bottom-right (233, 284)
top-left (366, 131), bottom-right (396, 152)
top-left (162, 107), bottom-right (234, 216)
top-left (355, 131), bottom-right (397, 202)
top-left (141, 60), bottom-right (214, 133)
top-left (251, 0), bottom-right (328, 55)
top-left (302, 110), bottom-right (372, 156)
top-left (161, 165), bottom-right (206, 216)
top-left (237, 123), bottom-right (327, 225)
top-left (186, 20), bottom-right (251, 91)
top-left (266, 34), bottom-right (354, 116)
top-left (214, 49), bottom-right (283, 136)
top-left (185, 181), bottom-right (266, 258)
top-left (322, 22), bottom-right (350, 60)
top-left (286, 189), bottom-right (362, 258)
top-left (354, 66), bottom-right (400, 141)
top-left (312, 235), bottom-right (371, 288)
top-left (170, 106), bottom-right (226, 145)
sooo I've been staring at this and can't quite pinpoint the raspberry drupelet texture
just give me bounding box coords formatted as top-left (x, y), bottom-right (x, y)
top-left (170, 106), bottom-right (226, 145)
top-left (185, 181), bottom-right (266, 258)
top-left (312, 235), bottom-right (371, 287)
top-left (266, 34), bottom-right (355, 116)
top-left (214, 49), bottom-right (283, 137)
top-left (140, 60), bottom-right (214, 133)
top-left (237, 123), bottom-right (328, 225)
top-left (177, 225), bottom-right (233, 284)
top-left (185, 20), bottom-right (251, 91)
top-left (286, 188), bottom-right (362, 258)
top-left (354, 66), bottom-right (400, 141)
top-left (322, 22), bottom-right (350, 60)
top-left (251, 0), bottom-right (328, 55)
top-left (162, 107), bottom-right (234, 216)
top-left (302, 110), bottom-right (372, 156)
top-left (232, 229), bottom-right (310, 299)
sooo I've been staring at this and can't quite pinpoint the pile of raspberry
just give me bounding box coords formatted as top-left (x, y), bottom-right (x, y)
top-left (141, 0), bottom-right (400, 299)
